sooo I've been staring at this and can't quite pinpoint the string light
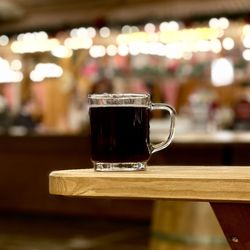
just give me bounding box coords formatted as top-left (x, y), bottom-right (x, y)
top-left (211, 58), bottom-right (234, 86)
top-left (10, 59), bottom-right (22, 71)
top-left (51, 45), bottom-right (73, 58)
top-left (210, 39), bottom-right (222, 53)
top-left (64, 37), bottom-right (93, 50)
top-left (87, 27), bottom-right (96, 38)
top-left (0, 57), bottom-right (23, 83)
top-left (30, 63), bottom-right (63, 82)
top-left (99, 27), bottom-right (111, 38)
top-left (106, 45), bottom-right (118, 56)
top-left (118, 45), bottom-right (129, 56)
top-left (89, 45), bottom-right (106, 58)
top-left (3, 17), bottom-right (237, 60)
top-left (222, 37), bottom-right (234, 50)
top-left (0, 35), bottom-right (9, 46)
top-left (243, 49), bottom-right (250, 61)
top-left (144, 23), bottom-right (156, 33)
top-left (11, 32), bottom-right (59, 54)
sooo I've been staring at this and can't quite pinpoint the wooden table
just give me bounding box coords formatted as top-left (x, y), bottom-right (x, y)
top-left (49, 166), bottom-right (250, 250)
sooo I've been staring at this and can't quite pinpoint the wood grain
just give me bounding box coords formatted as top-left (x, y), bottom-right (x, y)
top-left (49, 166), bottom-right (250, 202)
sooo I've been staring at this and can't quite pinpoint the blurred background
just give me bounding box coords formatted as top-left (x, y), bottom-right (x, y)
top-left (1, 0), bottom-right (250, 135)
top-left (1, 0), bottom-right (250, 249)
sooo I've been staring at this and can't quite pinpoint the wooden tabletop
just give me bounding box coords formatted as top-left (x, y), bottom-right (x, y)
top-left (49, 166), bottom-right (250, 202)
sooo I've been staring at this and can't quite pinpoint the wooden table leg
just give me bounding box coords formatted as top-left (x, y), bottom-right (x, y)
top-left (210, 202), bottom-right (250, 250)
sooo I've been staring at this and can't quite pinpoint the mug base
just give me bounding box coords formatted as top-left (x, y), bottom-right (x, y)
top-left (93, 161), bottom-right (147, 171)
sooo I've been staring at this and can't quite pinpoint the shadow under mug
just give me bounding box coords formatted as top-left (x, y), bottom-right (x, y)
top-left (88, 93), bottom-right (175, 171)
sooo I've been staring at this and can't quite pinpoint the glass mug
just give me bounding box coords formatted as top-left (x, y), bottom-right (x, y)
top-left (88, 93), bottom-right (175, 171)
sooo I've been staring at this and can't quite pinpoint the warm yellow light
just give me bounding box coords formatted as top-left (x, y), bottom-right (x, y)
top-left (0, 57), bottom-right (23, 83)
top-left (211, 58), bottom-right (234, 86)
top-left (106, 45), bottom-right (118, 56)
top-left (0, 35), bottom-right (9, 46)
top-left (117, 27), bottom-right (222, 47)
top-left (243, 49), bottom-right (250, 61)
top-left (167, 21), bottom-right (179, 31)
top-left (144, 23), bottom-right (156, 33)
top-left (243, 36), bottom-right (250, 48)
top-left (118, 45), bottom-right (129, 56)
top-left (64, 37), bottom-right (93, 50)
top-left (116, 32), bottom-right (149, 45)
top-left (51, 45), bottom-right (73, 58)
top-left (196, 40), bottom-right (210, 52)
top-left (10, 59), bottom-right (22, 71)
top-left (121, 25), bottom-right (130, 33)
top-left (11, 38), bottom-right (59, 53)
top-left (87, 27), bottom-right (96, 38)
top-left (100, 27), bottom-right (111, 38)
top-left (159, 28), bottom-right (222, 44)
top-left (210, 39), bottom-right (222, 53)
top-left (222, 37), bottom-right (234, 50)
top-left (89, 45), bottom-right (106, 58)
top-left (219, 17), bottom-right (230, 29)
top-left (30, 63), bottom-right (63, 82)
top-left (243, 25), bottom-right (250, 36)
top-left (159, 22), bottom-right (169, 32)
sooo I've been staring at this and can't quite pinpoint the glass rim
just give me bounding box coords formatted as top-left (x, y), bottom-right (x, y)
top-left (88, 93), bottom-right (150, 100)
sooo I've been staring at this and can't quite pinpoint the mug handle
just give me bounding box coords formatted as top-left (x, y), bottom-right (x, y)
top-left (150, 103), bottom-right (176, 154)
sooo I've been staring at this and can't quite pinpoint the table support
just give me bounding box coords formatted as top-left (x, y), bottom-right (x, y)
top-left (210, 202), bottom-right (250, 250)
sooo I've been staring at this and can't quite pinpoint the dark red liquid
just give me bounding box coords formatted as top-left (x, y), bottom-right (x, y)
top-left (89, 106), bottom-right (150, 162)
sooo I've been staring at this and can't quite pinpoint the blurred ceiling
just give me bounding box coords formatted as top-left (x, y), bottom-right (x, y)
top-left (1, 0), bottom-right (250, 34)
